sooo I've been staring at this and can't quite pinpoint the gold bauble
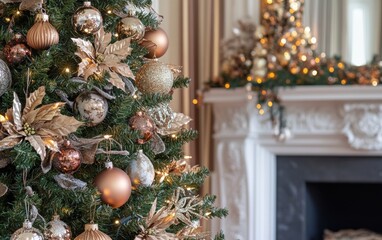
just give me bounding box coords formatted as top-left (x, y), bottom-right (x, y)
top-left (44, 215), bottom-right (72, 240)
top-left (11, 220), bottom-right (44, 240)
top-left (72, 1), bottom-right (103, 35)
top-left (74, 224), bottom-right (111, 240)
top-left (117, 16), bottom-right (145, 41)
top-left (94, 162), bottom-right (132, 208)
top-left (140, 27), bottom-right (169, 58)
top-left (136, 61), bottom-right (173, 94)
top-left (27, 13), bottom-right (59, 50)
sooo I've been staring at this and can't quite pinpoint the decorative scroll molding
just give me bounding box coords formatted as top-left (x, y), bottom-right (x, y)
top-left (212, 102), bottom-right (253, 134)
top-left (342, 104), bottom-right (382, 150)
top-left (286, 106), bottom-right (342, 132)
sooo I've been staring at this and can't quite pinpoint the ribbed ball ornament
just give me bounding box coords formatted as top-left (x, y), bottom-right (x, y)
top-left (74, 224), bottom-right (111, 240)
top-left (27, 13), bottom-right (59, 50)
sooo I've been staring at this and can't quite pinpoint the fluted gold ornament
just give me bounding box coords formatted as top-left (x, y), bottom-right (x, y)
top-left (136, 60), bottom-right (173, 94)
top-left (74, 224), bottom-right (111, 240)
top-left (27, 12), bottom-right (59, 50)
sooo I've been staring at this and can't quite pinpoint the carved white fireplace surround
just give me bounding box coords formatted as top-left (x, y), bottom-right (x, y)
top-left (204, 86), bottom-right (382, 240)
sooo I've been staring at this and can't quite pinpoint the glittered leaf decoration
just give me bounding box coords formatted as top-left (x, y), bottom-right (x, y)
top-left (12, 92), bottom-right (22, 131)
top-left (23, 86), bottom-right (45, 116)
top-left (72, 26), bottom-right (135, 91)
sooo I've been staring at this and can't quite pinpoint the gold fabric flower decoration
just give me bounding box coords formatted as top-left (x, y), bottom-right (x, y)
top-left (135, 199), bottom-right (177, 240)
top-left (72, 27), bottom-right (135, 91)
top-left (0, 86), bottom-right (83, 173)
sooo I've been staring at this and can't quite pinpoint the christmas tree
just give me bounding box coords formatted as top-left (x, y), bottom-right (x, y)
top-left (0, 0), bottom-right (226, 239)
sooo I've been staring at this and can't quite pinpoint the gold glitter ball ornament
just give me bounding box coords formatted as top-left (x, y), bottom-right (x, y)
top-left (136, 61), bottom-right (173, 94)
top-left (72, 1), bottom-right (103, 35)
top-left (74, 224), bottom-right (111, 240)
top-left (44, 215), bottom-right (72, 240)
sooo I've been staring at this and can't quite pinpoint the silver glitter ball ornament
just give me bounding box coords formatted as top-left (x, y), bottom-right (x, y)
top-left (74, 91), bottom-right (108, 126)
top-left (136, 61), bottom-right (173, 94)
top-left (0, 59), bottom-right (11, 97)
top-left (128, 150), bottom-right (155, 187)
top-left (72, 1), bottom-right (103, 35)
top-left (117, 16), bottom-right (145, 41)
top-left (11, 220), bottom-right (44, 240)
top-left (44, 215), bottom-right (72, 240)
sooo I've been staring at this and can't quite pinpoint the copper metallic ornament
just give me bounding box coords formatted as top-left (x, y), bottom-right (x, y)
top-left (129, 111), bottom-right (156, 144)
top-left (3, 34), bottom-right (31, 64)
top-left (117, 16), bottom-right (145, 41)
top-left (0, 58), bottom-right (11, 97)
top-left (140, 27), bottom-right (169, 58)
top-left (27, 13), bottom-right (59, 50)
top-left (51, 141), bottom-right (82, 174)
top-left (74, 224), bottom-right (111, 240)
top-left (72, 1), bottom-right (103, 35)
top-left (74, 91), bottom-right (108, 126)
top-left (44, 215), bottom-right (72, 240)
top-left (11, 220), bottom-right (44, 240)
top-left (94, 162), bottom-right (132, 208)
top-left (135, 60), bottom-right (174, 94)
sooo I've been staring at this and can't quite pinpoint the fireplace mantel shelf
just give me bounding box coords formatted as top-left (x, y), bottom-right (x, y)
top-left (204, 85), bottom-right (382, 240)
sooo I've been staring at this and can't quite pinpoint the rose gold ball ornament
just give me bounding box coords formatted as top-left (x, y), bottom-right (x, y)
top-left (129, 112), bottom-right (156, 144)
top-left (44, 215), bottom-right (72, 240)
top-left (140, 27), bottom-right (169, 58)
top-left (27, 12), bottom-right (59, 50)
top-left (11, 220), bottom-right (44, 240)
top-left (74, 223), bottom-right (111, 240)
top-left (74, 91), bottom-right (108, 126)
top-left (94, 161), bottom-right (132, 208)
top-left (117, 14), bottom-right (145, 41)
top-left (3, 34), bottom-right (31, 64)
top-left (51, 141), bottom-right (82, 174)
top-left (135, 60), bottom-right (174, 94)
top-left (72, 1), bottom-right (103, 35)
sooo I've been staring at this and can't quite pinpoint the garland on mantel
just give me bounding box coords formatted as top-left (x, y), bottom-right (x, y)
top-left (207, 0), bottom-right (382, 140)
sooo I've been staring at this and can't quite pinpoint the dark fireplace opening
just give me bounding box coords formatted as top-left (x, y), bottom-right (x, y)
top-left (277, 156), bottom-right (382, 240)
top-left (306, 182), bottom-right (382, 240)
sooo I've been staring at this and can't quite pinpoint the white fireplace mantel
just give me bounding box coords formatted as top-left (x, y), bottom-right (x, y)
top-left (204, 86), bottom-right (382, 240)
